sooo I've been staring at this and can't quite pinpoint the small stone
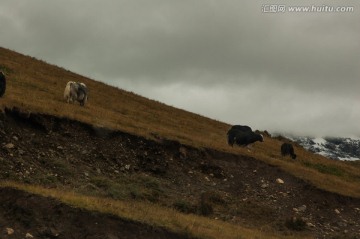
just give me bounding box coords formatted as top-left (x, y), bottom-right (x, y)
top-left (4, 143), bottom-right (15, 149)
top-left (13, 136), bottom-right (19, 141)
top-left (253, 170), bottom-right (257, 173)
top-left (6, 228), bottom-right (14, 235)
top-left (298, 205), bottom-right (307, 212)
top-left (307, 222), bottom-right (316, 228)
top-left (204, 176), bottom-right (210, 182)
top-left (47, 228), bottom-right (60, 237)
top-left (335, 209), bottom-right (341, 214)
top-left (125, 164), bottom-right (131, 170)
top-left (57, 146), bottom-right (63, 150)
top-left (25, 232), bottom-right (34, 238)
top-left (84, 172), bottom-right (89, 177)
top-left (276, 178), bottom-right (284, 184)
top-left (179, 147), bottom-right (187, 159)
top-left (261, 183), bottom-right (269, 189)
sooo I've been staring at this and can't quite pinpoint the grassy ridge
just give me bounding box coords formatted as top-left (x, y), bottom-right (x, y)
top-left (0, 46), bottom-right (228, 148)
top-left (1, 46), bottom-right (360, 198)
top-left (1, 46), bottom-right (360, 238)
top-left (0, 181), bottom-right (310, 239)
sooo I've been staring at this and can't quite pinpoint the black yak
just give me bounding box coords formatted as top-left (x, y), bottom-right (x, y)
top-left (234, 131), bottom-right (263, 147)
top-left (0, 71), bottom-right (6, 97)
top-left (281, 143), bottom-right (297, 159)
top-left (227, 125), bottom-right (263, 147)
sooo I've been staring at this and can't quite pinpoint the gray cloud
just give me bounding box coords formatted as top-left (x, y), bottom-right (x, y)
top-left (1, 0), bottom-right (359, 136)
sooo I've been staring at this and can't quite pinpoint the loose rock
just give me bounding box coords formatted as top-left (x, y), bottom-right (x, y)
top-left (298, 205), bottom-right (307, 212)
top-left (4, 143), bottom-right (15, 149)
top-left (276, 178), bottom-right (284, 184)
top-left (25, 232), bottom-right (34, 238)
top-left (6, 228), bottom-right (14, 235)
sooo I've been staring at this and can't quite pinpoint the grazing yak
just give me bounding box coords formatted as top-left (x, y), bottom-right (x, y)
top-left (227, 125), bottom-right (263, 147)
top-left (227, 125), bottom-right (252, 146)
top-left (281, 143), bottom-right (297, 159)
top-left (229, 125), bottom-right (252, 132)
top-left (0, 71), bottom-right (6, 97)
top-left (64, 81), bottom-right (75, 103)
top-left (64, 81), bottom-right (88, 106)
top-left (234, 131), bottom-right (264, 147)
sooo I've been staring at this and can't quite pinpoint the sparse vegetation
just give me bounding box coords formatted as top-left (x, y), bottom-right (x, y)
top-left (173, 200), bottom-right (195, 214)
top-left (198, 190), bottom-right (227, 216)
top-left (303, 162), bottom-right (344, 177)
top-left (1, 47), bottom-right (360, 238)
top-left (0, 181), bottom-right (302, 239)
top-left (198, 192), bottom-right (214, 216)
top-left (285, 217), bottom-right (307, 231)
top-left (1, 46), bottom-right (360, 199)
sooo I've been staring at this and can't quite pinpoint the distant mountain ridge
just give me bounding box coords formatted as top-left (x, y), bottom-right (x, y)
top-left (288, 136), bottom-right (360, 161)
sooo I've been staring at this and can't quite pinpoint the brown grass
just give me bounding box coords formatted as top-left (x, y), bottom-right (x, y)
top-left (1, 47), bottom-right (228, 145)
top-left (1, 46), bottom-right (360, 199)
top-left (1, 47), bottom-right (360, 238)
top-left (0, 181), bottom-right (311, 239)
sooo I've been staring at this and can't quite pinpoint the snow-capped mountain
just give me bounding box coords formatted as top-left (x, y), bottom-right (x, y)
top-left (287, 136), bottom-right (360, 161)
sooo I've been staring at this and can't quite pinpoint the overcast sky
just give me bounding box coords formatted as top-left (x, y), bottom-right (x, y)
top-left (1, 0), bottom-right (359, 137)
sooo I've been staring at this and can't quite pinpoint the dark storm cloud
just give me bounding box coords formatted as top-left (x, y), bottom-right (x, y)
top-left (0, 0), bottom-right (359, 136)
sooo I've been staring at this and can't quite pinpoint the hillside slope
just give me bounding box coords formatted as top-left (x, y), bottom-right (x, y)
top-left (1, 108), bottom-right (360, 238)
top-left (0, 46), bottom-right (229, 149)
top-left (0, 187), bottom-right (190, 239)
top-left (1, 47), bottom-right (360, 238)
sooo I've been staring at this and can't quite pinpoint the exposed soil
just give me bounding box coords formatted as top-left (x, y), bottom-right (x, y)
top-left (0, 187), bottom-right (192, 239)
top-left (1, 107), bottom-right (360, 239)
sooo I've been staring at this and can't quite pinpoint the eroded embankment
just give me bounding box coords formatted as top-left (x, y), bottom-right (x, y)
top-left (1, 107), bottom-right (360, 238)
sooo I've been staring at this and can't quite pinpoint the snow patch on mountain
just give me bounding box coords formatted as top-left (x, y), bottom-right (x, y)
top-left (286, 136), bottom-right (360, 161)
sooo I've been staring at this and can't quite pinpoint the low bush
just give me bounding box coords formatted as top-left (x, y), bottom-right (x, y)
top-left (285, 217), bottom-right (306, 231)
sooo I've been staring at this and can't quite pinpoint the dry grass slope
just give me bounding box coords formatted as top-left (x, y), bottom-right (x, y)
top-left (0, 47), bottom-right (229, 148)
top-left (0, 181), bottom-right (310, 239)
top-left (1, 46), bottom-right (360, 238)
top-left (1, 46), bottom-right (360, 198)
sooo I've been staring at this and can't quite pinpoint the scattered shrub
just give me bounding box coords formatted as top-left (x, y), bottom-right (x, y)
top-left (303, 162), bottom-right (344, 177)
top-left (285, 217), bottom-right (306, 231)
top-left (198, 200), bottom-right (213, 216)
top-left (196, 191), bottom-right (228, 216)
top-left (173, 200), bottom-right (195, 214)
top-left (202, 190), bottom-right (225, 204)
